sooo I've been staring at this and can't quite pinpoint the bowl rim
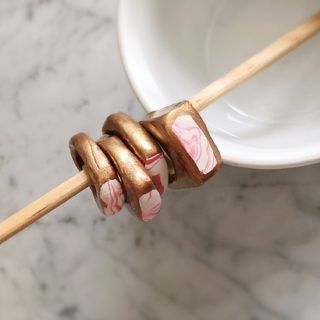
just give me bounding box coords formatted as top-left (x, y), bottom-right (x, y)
top-left (117, 0), bottom-right (320, 169)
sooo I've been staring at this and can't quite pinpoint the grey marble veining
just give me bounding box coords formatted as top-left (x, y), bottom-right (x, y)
top-left (1, 1), bottom-right (320, 319)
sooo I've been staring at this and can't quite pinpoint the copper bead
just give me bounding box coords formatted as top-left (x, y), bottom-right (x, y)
top-left (141, 101), bottom-right (222, 188)
top-left (69, 133), bottom-right (124, 216)
top-left (103, 112), bottom-right (168, 195)
top-left (97, 135), bottom-right (162, 221)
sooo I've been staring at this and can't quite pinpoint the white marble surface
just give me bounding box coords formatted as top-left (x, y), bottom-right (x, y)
top-left (1, 1), bottom-right (320, 319)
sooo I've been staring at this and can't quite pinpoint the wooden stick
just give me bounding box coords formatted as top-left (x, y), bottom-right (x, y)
top-left (0, 11), bottom-right (320, 244)
top-left (190, 11), bottom-right (320, 111)
top-left (0, 171), bottom-right (90, 244)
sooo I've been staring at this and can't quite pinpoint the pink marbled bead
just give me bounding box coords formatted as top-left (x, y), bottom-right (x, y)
top-left (139, 190), bottom-right (162, 221)
top-left (172, 115), bottom-right (217, 174)
top-left (99, 179), bottom-right (125, 216)
top-left (145, 153), bottom-right (168, 195)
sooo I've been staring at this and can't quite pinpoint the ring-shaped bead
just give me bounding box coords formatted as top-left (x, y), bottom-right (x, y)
top-left (141, 101), bottom-right (222, 189)
top-left (102, 112), bottom-right (169, 195)
top-left (97, 135), bottom-right (162, 221)
top-left (69, 133), bottom-right (124, 216)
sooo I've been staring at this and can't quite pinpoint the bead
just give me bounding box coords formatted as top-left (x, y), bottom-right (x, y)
top-left (69, 133), bottom-right (124, 216)
top-left (102, 112), bottom-right (168, 195)
top-left (97, 135), bottom-right (162, 221)
top-left (141, 101), bottom-right (222, 188)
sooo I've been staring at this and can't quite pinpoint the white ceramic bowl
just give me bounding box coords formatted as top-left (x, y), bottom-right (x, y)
top-left (118, 0), bottom-right (320, 169)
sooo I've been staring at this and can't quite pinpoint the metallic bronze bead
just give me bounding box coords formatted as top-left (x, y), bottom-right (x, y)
top-left (97, 135), bottom-right (162, 221)
top-left (69, 133), bottom-right (124, 215)
top-left (103, 112), bottom-right (168, 195)
top-left (141, 101), bottom-right (222, 188)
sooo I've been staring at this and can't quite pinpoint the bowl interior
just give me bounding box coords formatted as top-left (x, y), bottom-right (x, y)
top-left (119, 0), bottom-right (320, 168)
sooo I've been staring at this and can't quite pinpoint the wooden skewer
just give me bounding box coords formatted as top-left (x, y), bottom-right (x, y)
top-left (0, 171), bottom-right (91, 244)
top-left (190, 11), bottom-right (320, 111)
top-left (0, 11), bottom-right (320, 244)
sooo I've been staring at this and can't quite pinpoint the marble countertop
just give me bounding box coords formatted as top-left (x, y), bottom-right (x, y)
top-left (1, 1), bottom-right (320, 319)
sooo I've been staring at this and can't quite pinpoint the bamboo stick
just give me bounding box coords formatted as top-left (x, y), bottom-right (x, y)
top-left (190, 11), bottom-right (320, 111)
top-left (0, 171), bottom-right (90, 244)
